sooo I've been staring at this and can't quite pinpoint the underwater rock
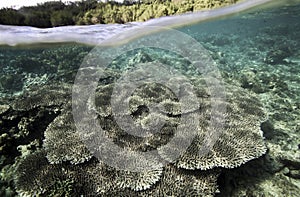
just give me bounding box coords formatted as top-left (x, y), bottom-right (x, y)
top-left (14, 57), bottom-right (45, 74)
top-left (239, 69), bottom-right (267, 93)
top-left (261, 120), bottom-right (275, 140)
top-left (220, 169), bottom-right (300, 197)
top-left (93, 84), bottom-right (114, 117)
top-left (237, 68), bottom-right (290, 95)
top-left (264, 46), bottom-right (292, 65)
top-left (212, 36), bottom-right (231, 46)
top-left (128, 51), bottom-right (153, 65)
top-left (0, 74), bottom-right (23, 92)
top-left (280, 157), bottom-right (300, 170)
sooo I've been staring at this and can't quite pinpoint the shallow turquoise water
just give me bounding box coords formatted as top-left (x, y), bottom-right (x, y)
top-left (0, 1), bottom-right (300, 196)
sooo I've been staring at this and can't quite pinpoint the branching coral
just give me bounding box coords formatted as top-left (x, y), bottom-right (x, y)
top-left (13, 66), bottom-right (267, 196)
top-left (84, 161), bottom-right (163, 193)
top-left (175, 83), bottom-right (267, 170)
top-left (14, 151), bottom-right (75, 196)
top-left (43, 111), bottom-right (92, 165)
top-left (12, 83), bottom-right (71, 111)
top-left (145, 164), bottom-right (220, 197)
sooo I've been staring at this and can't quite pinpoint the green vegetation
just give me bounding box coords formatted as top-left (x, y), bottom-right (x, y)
top-left (0, 0), bottom-right (238, 27)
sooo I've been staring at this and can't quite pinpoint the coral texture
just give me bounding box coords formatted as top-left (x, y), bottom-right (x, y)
top-left (13, 70), bottom-right (267, 196)
top-left (44, 110), bottom-right (93, 165)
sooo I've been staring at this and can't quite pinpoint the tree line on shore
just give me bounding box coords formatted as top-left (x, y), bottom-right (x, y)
top-left (0, 0), bottom-right (237, 28)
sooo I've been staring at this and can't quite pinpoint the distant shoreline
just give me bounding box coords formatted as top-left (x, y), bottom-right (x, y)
top-left (0, 0), bottom-right (278, 46)
top-left (0, 0), bottom-right (240, 28)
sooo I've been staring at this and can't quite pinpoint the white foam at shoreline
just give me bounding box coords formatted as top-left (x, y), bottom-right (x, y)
top-left (0, 0), bottom-right (276, 46)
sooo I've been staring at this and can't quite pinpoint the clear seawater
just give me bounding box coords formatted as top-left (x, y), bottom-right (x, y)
top-left (0, 0), bottom-right (300, 196)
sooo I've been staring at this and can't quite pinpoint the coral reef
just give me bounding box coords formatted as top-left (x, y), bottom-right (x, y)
top-left (0, 44), bottom-right (91, 97)
top-left (2, 3), bottom-right (300, 196)
top-left (0, 83), bottom-right (75, 196)
top-left (44, 110), bottom-right (93, 165)
top-left (176, 83), bottom-right (266, 170)
top-left (12, 83), bottom-right (72, 111)
top-left (192, 4), bottom-right (300, 195)
top-left (14, 151), bottom-right (81, 196)
top-left (0, 33), bottom-right (270, 195)
top-left (11, 68), bottom-right (267, 196)
top-left (0, 104), bottom-right (9, 115)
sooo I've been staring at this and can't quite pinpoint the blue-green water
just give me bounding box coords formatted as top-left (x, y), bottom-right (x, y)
top-left (0, 1), bottom-right (300, 196)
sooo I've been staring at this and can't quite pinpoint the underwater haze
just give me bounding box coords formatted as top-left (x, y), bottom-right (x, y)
top-left (0, 0), bottom-right (300, 196)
